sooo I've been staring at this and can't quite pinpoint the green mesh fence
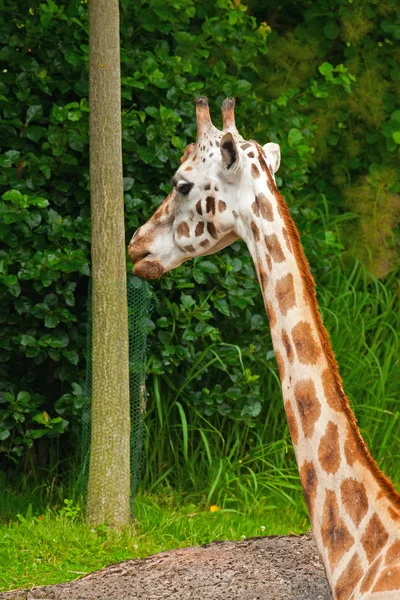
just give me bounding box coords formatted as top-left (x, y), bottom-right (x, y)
top-left (81, 275), bottom-right (152, 515)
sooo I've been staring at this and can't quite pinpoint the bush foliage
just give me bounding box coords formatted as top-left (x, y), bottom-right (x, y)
top-left (0, 0), bottom-right (399, 480)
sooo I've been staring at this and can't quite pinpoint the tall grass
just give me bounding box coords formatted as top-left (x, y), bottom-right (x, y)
top-left (141, 260), bottom-right (400, 509)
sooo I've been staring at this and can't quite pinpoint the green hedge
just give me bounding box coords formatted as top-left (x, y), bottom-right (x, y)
top-left (0, 0), bottom-right (398, 470)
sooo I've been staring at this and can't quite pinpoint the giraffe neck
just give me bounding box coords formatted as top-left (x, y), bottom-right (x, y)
top-left (236, 148), bottom-right (400, 599)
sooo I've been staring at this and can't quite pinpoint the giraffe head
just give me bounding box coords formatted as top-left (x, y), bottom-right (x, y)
top-left (128, 97), bottom-right (280, 279)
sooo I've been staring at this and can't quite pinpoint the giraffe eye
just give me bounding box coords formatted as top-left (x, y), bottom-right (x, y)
top-left (177, 182), bottom-right (194, 196)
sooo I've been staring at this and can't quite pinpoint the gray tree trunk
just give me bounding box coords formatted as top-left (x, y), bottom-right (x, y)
top-left (86, 0), bottom-right (131, 527)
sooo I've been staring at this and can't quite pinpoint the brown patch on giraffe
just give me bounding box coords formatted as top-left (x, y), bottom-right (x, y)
top-left (275, 350), bottom-right (285, 381)
top-left (200, 239), bottom-right (210, 249)
top-left (388, 506), bottom-right (400, 522)
top-left (196, 200), bottom-right (202, 216)
top-left (265, 254), bottom-right (272, 271)
top-left (282, 329), bottom-right (294, 363)
top-left (218, 200), bottom-right (226, 212)
top-left (292, 321), bottom-right (321, 365)
top-left (251, 221), bottom-right (260, 241)
top-left (204, 182), bottom-right (211, 190)
top-left (152, 207), bottom-right (163, 221)
top-left (258, 264), bottom-right (268, 289)
top-left (362, 513), bottom-right (389, 564)
top-left (185, 166), bottom-right (193, 171)
top-left (282, 227), bottom-right (292, 253)
top-left (257, 193), bottom-right (274, 221)
top-left (180, 143), bottom-right (195, 163)
top-left (385, 540), bottom-right (400, 566)
top-left (266, 302), bottom-right (276, 328)
top-left (321, 489), bottom-right (355, 571)
top-left (373, 566), bottom-right (400, 592)
top-left (232, 210), bottom-right (239, 219)
top-left (165, 203), bottom-right (170, 215)
top-left (195, 222), bottom-right (204, 237)
top-left (275, 273), bottom-right (296, 316)
top-left (248, 151), bottom-right (255, 158)
top-left (334, 553), bottom-right (363, 600)
top-left (299, 461), bottom-right (318, 521)
top-left (251, 163), bottom-right (260, 179)
top-left (214, 183), bottom-right (219, 191)
top-left (344, 425), bottom-right (368, 468)
top-left (241, 143), bottom-right (251, 150)
top-left (251, 201), bottom-right (260, 217)
top-left (206, 196), bottom-right (216, 215)
top-left (360, 557), bottom-right (382, 593)
top-left (176, 221), bottom-right (190, 238)
top-left (284, 401), bottom-right (299, 445)
top-left (207, 222), bottom-right (218, 239)
top-left (294, 379), bottom-right (321, 438)
top-left (322, 368), bottom-right (343, 412)
top-left (254, 142), bottom-right (400, 512)
top-left (184, 244), bottom-right (195, 253)
top-left (264, 233), bottom-right (286, 263)
top-left (340, 478), bottom-right (368, 526)
top-left (318, 421), bottom-right (341, 474)
top-left (192, 154), bottom-right (197, 161)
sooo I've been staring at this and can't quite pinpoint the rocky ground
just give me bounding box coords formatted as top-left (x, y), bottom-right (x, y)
top-left (1, 532), bottom-right (332, 600)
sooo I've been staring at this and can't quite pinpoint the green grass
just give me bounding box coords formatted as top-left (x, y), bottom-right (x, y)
top-left (0, 490), bottom-right (308, 593)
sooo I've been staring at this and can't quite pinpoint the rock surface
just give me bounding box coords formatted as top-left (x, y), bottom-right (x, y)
top-left (1, 533), bottom-right (332, 600)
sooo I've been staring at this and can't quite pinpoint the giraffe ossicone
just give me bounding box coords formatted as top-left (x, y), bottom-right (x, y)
top-left (128, 97), bottom-right (400, 599)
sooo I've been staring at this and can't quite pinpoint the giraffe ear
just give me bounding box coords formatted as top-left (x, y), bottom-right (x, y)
top-left (220, 132), bottom-right (240, 175)
top-left (262, 142), bottom-right (281, 174)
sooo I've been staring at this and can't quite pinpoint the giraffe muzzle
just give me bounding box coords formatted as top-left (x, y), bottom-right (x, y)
top-left (128, 238), bottom-right (165, 280)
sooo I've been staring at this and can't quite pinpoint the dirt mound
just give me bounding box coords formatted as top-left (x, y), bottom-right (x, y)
top-left (1, 532), bottom-right (331, 600)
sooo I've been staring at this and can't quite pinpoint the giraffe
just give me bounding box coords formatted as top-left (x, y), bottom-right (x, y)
top-left (128, 97), bottom-right (400, 599)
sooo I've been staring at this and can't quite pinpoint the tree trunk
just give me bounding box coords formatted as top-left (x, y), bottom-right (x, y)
top-left (86, 0), bottom-right (131, 527)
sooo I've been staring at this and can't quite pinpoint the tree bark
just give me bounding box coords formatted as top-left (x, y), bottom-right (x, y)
top-left (86, 0), bottom-right (131, 526)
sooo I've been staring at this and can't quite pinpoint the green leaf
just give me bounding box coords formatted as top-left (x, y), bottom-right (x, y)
top-left (323, 21), bottom-right (340, 40)
top-left (137, 147), bottom-right (154, 163)
top-left (3, 274), bottom-right (21, 297)
top-left (0, 154), bottom-right (12, 168)
top-left (41, 332), bottom-right (69, 348)
top-left (319, 62), bottom-right (333, 76)
top-left (27, 126), bottom-right (47, 142)
top-left (45, 313), bottom-right (60, 328)
top-left (14, 297), bottom-right (32, 315)
top-left (2, 189), bottom-right (23, 203)
top-left (251, 314), bottom-right (264, 329)
top-left (20, 335), bottom-right (36, 346)
top-left (235, 79), bottom-right (252, 94)
top-left (287, 128), bottom-right (302, 147)
top-left (123, 177), bottom-right (135, 191)
top-left (180, 293), bottom-right (195, 309)
top-left (26, 105), bottom-right (43, 124)
top-left (214, 298), bottom-right (230, 316)
top-left (241, 400), bottom-right (262, 419)
top-left (5, 150), bottom-right (20, 162)
top-left (392, 131), bottom-right (400, 144)
top-left (17, 391), bottom-right (31, 404)
top-left (62, 350), bottom-right (79, 365)
top-left (198, 260), bottom-right (219, 274)
top-left (71, 382), bottom-right (83, 396)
